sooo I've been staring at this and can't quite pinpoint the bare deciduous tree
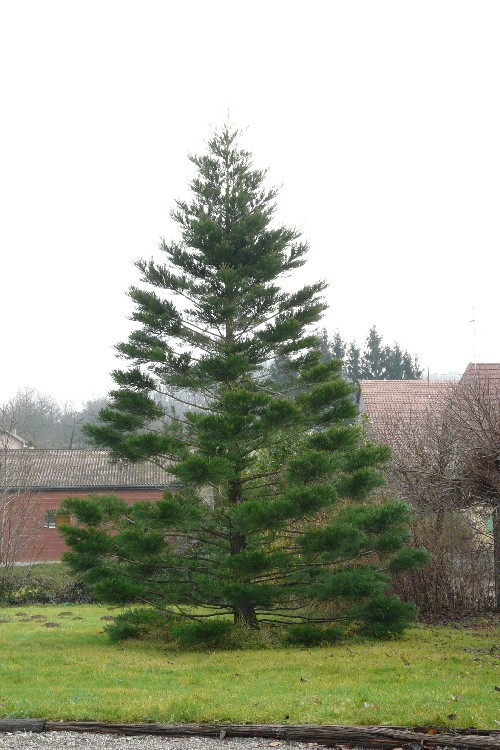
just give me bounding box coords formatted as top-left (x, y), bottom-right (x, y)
top-left (371, 377), bottom-right (498, 615)
top-left (446, 374), bottom-right (500, 606)
top-left (0, 389), bottom-right (112, 449)
top-left (0, 407), bottom-right (43, 589)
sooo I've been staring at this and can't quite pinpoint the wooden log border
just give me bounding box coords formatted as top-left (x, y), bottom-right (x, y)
top-left (0, 720), bottom-right (499, 749)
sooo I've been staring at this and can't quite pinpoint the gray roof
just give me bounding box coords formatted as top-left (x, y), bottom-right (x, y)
top-left (0, 449), bottom-right (177, 491)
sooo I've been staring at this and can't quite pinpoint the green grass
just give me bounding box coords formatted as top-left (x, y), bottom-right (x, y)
top-left (0, 604), bottom-right (498, 727)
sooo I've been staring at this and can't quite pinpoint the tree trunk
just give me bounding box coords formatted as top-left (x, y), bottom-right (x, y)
top-left (228, 480), bottom-right (259, 628)
top-left (233, 604), bottom-right (259, 629)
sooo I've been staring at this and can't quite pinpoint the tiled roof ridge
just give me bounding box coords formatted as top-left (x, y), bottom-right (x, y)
top-left (359, 380), bottom-right (455, 392)
top-left (359, 379), bottom-right (454, 384)
top-left (11, 448), bottom-right (112, 453)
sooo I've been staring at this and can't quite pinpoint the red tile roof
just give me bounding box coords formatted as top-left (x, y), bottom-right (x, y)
top-left (358, 379), bottom-right (455, 445)
top-left (359, 379), bottom-right (454, 419)
top-left (358, 363), bottom-right (500, 443)
top-left (2, 449), bottom-right (177, 491)
top-left (461, 363), bottom-right (500, 385)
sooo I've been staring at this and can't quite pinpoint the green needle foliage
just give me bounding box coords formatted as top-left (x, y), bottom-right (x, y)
top-left (61, 126), bottom-right (427, 636)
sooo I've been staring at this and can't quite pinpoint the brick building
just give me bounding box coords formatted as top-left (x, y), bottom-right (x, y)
top-left (1, 449), bottom-right (177, 563)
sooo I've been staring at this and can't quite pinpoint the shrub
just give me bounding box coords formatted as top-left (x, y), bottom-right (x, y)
top-left (352, 595), bottom-right (417, 638)
top-left (286, 623), bottom-right (344, 647)
top-left (107, 612), bottom-right (287, 650)
top-left (171, 619), bottom-right (234, 650)
top-left (105, 608), bottom-right (174, 643)
top-left (228, 622), bottom-right (283, 650)
top-left (0, 564), bottom-right (97, 606)
top-left (392, 510), bottom-right (494, 619)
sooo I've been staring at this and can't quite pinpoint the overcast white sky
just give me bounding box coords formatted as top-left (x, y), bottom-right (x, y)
top-left (1, 1), bottom-right (498, 406)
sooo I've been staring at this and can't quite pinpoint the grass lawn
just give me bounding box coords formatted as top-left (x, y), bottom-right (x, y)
top-left (0, 604), bottom-right (498, 728)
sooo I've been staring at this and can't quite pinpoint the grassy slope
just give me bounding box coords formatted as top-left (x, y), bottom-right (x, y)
top-left (0, 605), bottom-right (497, 727)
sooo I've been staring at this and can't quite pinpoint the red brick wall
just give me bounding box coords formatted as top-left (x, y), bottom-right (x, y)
top-left (12, 489), bottom-right (167, 563)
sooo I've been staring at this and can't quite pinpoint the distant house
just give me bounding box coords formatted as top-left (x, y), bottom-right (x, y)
top-left (357, 378), bottom-right (454, 444)
top-left (462, 363), bottom-right (500, 379)
top-left (0, 431), bottom-right (28, 449)
top-left (1, 449), bottom-right (177, 563)
top-left (460, 362), bottom-right (500, 389)
top-left (357, 362), bottom-right (499, 536)
top-left (357, 362), bottom-right (500, 444)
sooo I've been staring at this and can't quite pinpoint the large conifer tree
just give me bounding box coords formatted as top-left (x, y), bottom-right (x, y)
top-left (61, 127), bottom-right (425, 634)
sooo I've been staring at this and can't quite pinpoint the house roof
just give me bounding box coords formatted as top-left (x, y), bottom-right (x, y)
top-left (461, 363), bottom-right (500, 386)
top-left (358, 363), bottom-right (500, 443)
top-left (357, 379), bottom-right (455, 444)
top-left (1, 449), bottom-right (177, 491)
top-left (358, 379), bottom-right (454, 419)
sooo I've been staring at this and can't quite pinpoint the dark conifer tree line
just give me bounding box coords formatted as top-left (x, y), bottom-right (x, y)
top-left (271, 327), bottom-right (422, 387)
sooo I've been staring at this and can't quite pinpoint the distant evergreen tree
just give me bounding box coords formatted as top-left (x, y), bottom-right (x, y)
top-left (277, 328), bottom-right (422, 386)
top-left (60, 127), bottom-right (424, 635)
top-left (269, 330), bottom-right (337, 388)
top-left (344, 342), bottom-right (362, 384)
top-left (337, 329), bottom-right (423, 385)
top-left (268, 354), bottom-right (297, 390)
top-left (401, 351), bottom-right (423, 380)
top-left (361, 326), bottom-right (387, 380)
top-left (319, 329), bottom-right (333, 363)
top-left (384, 345), bottom-right (422, 380)
top-left (384, 343), bottom-right (405, 380)
top-left (330, 330), bottom-right (347, 361)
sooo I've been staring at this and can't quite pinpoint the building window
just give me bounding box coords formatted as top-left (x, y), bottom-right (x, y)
top-left (44, 510), bottom-right (57, 528)
top-left (44, 510), bottom-right (71, 528)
